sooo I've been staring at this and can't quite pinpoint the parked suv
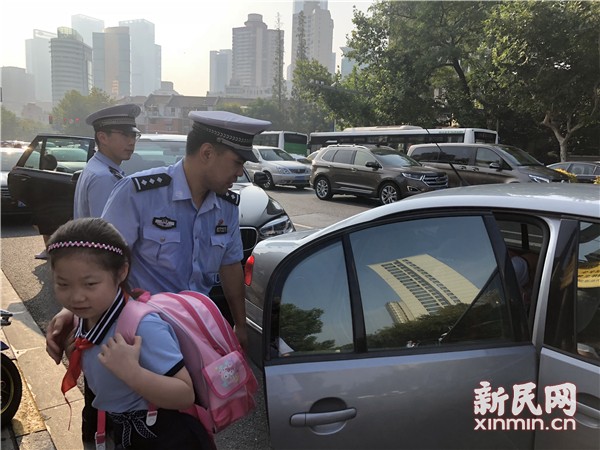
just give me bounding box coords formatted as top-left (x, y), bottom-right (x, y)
top-left (408, 143), bottom-right (570, 187)
top-left (310, 144), bottom-right (448, 204)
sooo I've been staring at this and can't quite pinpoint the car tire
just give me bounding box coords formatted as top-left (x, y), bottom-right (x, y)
top-left (314, 177), bottom-right (333, 200)
top-left (378, 182), bottom-right (401, 205)
top-left (260, 172), bottom-right (274, 190)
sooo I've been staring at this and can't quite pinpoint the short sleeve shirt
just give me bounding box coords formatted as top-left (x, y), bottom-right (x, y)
top-left (74, 152), bottom-right (124, 219)
top-left (101, 159), bottom-right (243, 294)
top-left (78, 291), bottom-right (184, 413)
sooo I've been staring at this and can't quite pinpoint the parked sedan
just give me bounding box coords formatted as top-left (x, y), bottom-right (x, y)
top-left (245, 145), bottom-right (311, 190)
top-left (548, 161), bottom-right (600, 184)
top-left (311, 144), bottom-right (448, 204)
top-left (244, 183), bottom-right (600, 450)
top-left (8, 133), bottom-right (295, 262)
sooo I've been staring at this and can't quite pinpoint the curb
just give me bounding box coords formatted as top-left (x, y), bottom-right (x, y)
top-left (1, 270), bottom-right (84, 450)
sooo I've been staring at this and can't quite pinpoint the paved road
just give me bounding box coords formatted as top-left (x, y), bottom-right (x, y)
top-left (0, 187), bottom-right (374, 449)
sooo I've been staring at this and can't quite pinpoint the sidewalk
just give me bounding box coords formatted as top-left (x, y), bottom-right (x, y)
top-left (1, 270), bottom-right (84, 450)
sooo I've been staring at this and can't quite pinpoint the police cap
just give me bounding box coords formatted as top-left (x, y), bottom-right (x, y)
top-left (188, 110), bottom-right (271, 163)
top-left (86, 104), bottom-right (141, 133)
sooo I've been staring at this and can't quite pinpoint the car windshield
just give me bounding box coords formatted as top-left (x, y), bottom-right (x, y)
top-left (259, 148), bottom-right (295, 161)
top-left (372, 148), bottom-right (422, 167)
top-left (494, 144), bottom-right (543, 167)
top-left (1, 150), bottom-right (24, 171)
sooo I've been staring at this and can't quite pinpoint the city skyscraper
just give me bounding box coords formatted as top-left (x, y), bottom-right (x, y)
top-left (92, 27), bottom-right (131, 98)
top-left (50, 27), bottom-right (92, 104)
top-left (293, 0), bottom-right (328, 14)
top-left (0, 66), bottom-right (35, 116)
top-left (289, 1), bottom-right (335, 80)
top-left (71, 14), bottom-right (104, 47)
top-left (26, 29), bottom-right (56, 103)
top-left (209, 49), bottom-right (232, 95)
top-left (119, 19), bottom-right (161, 96)
top-left (229, 14), bottom-right (283, 99)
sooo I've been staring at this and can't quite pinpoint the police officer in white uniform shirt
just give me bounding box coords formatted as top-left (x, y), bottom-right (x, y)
top-left (100, 110), bottom-right (271, 349)
top-left (73, 104), bottom-right (141, 219)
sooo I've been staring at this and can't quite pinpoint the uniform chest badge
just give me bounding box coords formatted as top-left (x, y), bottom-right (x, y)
top-left (215, 219), bottom-right (227, 234)
top-left (152, 217), bottom-right (177, 229)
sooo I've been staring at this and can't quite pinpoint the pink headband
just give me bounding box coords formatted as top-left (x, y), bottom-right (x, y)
top-left (47, 240), bottom-right (124, 256)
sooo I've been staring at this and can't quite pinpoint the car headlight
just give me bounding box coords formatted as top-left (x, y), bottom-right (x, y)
top-left (529, 174), bottom-right (550, 183)
top-left (258, 215), bottom-right (295, 239)
top-left (275, 167), bottom-right (292, 174)
top-left (402, 172), bottom-right (424, 181)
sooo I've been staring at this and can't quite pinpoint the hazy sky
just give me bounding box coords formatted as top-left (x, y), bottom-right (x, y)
top-left (1, 0), bottom-right (375, 96)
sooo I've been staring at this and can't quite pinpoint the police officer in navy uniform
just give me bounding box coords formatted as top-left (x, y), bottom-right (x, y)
top-left (99, 111), bottom-right (270, 351)
top-left (74, 104), bottom-right (141, 219)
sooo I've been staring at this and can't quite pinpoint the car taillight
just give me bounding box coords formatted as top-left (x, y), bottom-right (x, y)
top-left (244, 255), bottom-right (254, 286)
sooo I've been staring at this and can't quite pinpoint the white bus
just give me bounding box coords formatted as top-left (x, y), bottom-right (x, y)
top-left (253, 131), bottom-right (309, 156)
top-left (309, 126), bottom-right (499, 153)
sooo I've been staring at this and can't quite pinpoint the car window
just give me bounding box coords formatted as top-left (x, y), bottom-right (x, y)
top-left (576, 221), bottom-right (600, 362)
top-left (572, 163), bottom-right (595, 175)
top-left (409, 146), bottom-right (439, 162)
top-left (1, 150), bottom-right (24, 170)
top-left (350, 215), bottom-right (522, 350)
top-left (545, 220), bottom-right (600, 364)
top-left (439, 146), bottom-right (471, 164)
top-left (354, 149), bottom-right (375, 166)
top-left (332, 148), bottom-right (355, 164)
top-left (123, 138), bottom-right (186, 174)
top-left (320, 148), bottom-right (336, 162)
top-left (475, 147), bottom-right (502, 168)
top-left (277, 241), bottom-right (353, 356)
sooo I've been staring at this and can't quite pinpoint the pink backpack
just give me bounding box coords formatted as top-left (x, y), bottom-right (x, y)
top-left (114, 290), bottom-right (258, 435)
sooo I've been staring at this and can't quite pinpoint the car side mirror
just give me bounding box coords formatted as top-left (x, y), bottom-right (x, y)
top-left (365, 161), bottom-right (381, 169)
top-left (489, 162), bottom-right (502, 170)
top-left (254, 172), bottom-right (268, 185)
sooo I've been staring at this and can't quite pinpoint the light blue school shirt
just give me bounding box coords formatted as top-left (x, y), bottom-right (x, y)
top-left (78, 290), bottom-right (184, 413)
top-left (74, 151), bottom-right (125, 219)
top-left (101, 159), bottom-right (243, 294)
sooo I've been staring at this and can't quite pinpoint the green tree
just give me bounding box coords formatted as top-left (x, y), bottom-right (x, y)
top-left (477, 0), bottom-right (600, 160)
top-left (279, 303), bottom-right (335, 352)
top-left (346, 1), bottom-right (495, 128)
top-left (1, 107), bottom-right (51, 141)
top-left (245, 98), bottom-right (287, 129)
top-left (271, 13), bottom-right (287, 121)
top-left (52, 88), bottom-right (114, 136)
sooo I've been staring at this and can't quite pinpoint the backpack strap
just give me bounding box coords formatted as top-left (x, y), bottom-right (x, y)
top-left (115, 293), bottom-right (156, 344)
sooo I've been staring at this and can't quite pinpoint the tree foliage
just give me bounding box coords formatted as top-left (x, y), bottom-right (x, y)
top-left (1, 107), bottom-right (52, 141)
top-left (476, 0), bottom-right (600, 160)
top-left (51, 87), bottom-right (114, 136)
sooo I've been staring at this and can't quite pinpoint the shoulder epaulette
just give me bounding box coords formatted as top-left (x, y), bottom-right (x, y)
top-left (132, 173), bottom-right (172, 192)
top-left (108, 167), bottom-right (124, 180)
top-left (218, 190), bottom-right (240, 206)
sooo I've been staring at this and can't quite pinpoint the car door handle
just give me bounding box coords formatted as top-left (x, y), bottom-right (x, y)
top-left (575, 401), bottom-right (600, 426)
top-left (458, 166), bottom-right (466, 170)
top-left (351, 168), bottom-right (357, 172)
top-left (289, 407), bottom-right (357, 427)
top-left (471, 167), bottom-right (479, 172)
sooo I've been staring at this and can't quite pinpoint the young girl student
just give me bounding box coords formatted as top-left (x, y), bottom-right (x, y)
top-left (47, 217), bottom-right (215, 450)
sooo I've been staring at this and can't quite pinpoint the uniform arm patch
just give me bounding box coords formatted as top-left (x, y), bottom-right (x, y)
top-left (132, 173), bottom-right (172, 192)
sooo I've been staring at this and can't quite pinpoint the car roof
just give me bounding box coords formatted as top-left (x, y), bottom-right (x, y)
top-left (279, 183), bottom-right (599, 246)
top-left (139, 134), bottom-right (187, 141)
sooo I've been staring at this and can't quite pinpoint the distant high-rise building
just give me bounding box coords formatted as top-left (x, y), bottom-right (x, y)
top-left (289, 1), bottom-right (335, 80)
top-left (340, 46), bottom-right (358, 78)
top-left (26, 29), bottom-right (56, 103)
top-left (293, 0), bottom-right (328, 14)
top-left (119, 19), bottom-right (161, 96)
top-left (50, 27), bottom-right (92, 104)
top-left (0, 66), bottom-right (35, 116)
top-left (209, 49), bottom-right (232, 95)
top-left (93, 27), bottom-right (131, 98)
top-left (71, 14), bottom-right (104, 47)
top-left (229, 14), bottom-right (282, 99)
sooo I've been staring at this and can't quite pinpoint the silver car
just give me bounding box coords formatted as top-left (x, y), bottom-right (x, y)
top-left (245, 145), bottom-right (311, 190)
top-left (244, 183), bottom-right (600, 450)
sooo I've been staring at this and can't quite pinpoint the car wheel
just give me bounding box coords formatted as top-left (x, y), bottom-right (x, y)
top-left (314, 177), bottom-right (332, 200)
top-left (379, 182), bottom-right (400, 205)
top-left (260, 172), bottom-right (274, 190)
